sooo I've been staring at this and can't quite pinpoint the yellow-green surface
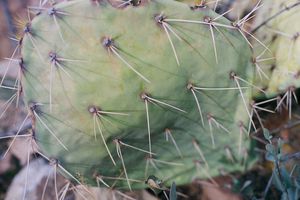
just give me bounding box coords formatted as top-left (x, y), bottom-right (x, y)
top-left (254, 0), bottom-right (300, 97)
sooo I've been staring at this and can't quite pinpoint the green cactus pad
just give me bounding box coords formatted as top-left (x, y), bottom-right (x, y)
top-left (21, 0), bottom-right (253, 189)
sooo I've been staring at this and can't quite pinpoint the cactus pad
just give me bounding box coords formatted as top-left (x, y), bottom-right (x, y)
top-left (254, 0), bottom-right (300, 97)
top-left (21, 0), bottom-right (253, 189)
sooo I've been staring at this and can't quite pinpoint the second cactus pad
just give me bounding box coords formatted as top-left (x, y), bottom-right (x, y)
top-left (22, 0), bottom-right (254, 189)
top-left (254, 0), bottom-right (300, 96)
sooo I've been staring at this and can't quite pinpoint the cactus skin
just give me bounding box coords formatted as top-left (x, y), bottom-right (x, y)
top-left (21, 0), bottom-right (253, 189)
top-left (254, 0), bottom-right (300, 97)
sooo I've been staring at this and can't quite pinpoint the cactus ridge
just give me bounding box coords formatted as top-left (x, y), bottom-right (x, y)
top-left (0, 0), bottom-right (257, 192)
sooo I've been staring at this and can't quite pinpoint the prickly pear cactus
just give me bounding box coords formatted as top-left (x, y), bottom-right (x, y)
top-left (21, 0), bottom-right (253, 189)
top-left (254, 0), bottom-right (300, 97)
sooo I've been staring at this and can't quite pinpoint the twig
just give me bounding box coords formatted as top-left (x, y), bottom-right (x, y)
top-left (252, 1), bottom-right (300, 34)
top-left (0, 120), bottom-right (32, 137)
top-left (216, 0), bottom-right (235, 16)
top-left (274, 157), bottom-right (289, 200)
top-left (281, 152), bottom-right (300, 163)
top-left (270, 119), bottom-right (300, 134)
top-left (263, 172), bottom-right (273, 198)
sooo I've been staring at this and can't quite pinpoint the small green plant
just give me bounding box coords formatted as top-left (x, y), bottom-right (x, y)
top-left (263, 128), bottom-right (300, 200)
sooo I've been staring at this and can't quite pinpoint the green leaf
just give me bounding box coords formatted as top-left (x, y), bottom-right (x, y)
top-left (266, 144), bottom-right (275, 155)
top-left (266, 152), bottom-right (275, 162)
top-left (263, 128), bottom-right (272, 141)
top-left (170, 182), bottom-right (177, 200)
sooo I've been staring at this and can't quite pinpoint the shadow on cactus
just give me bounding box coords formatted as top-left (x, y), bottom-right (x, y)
top-left (3, 0), bottom-right (258, 192)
